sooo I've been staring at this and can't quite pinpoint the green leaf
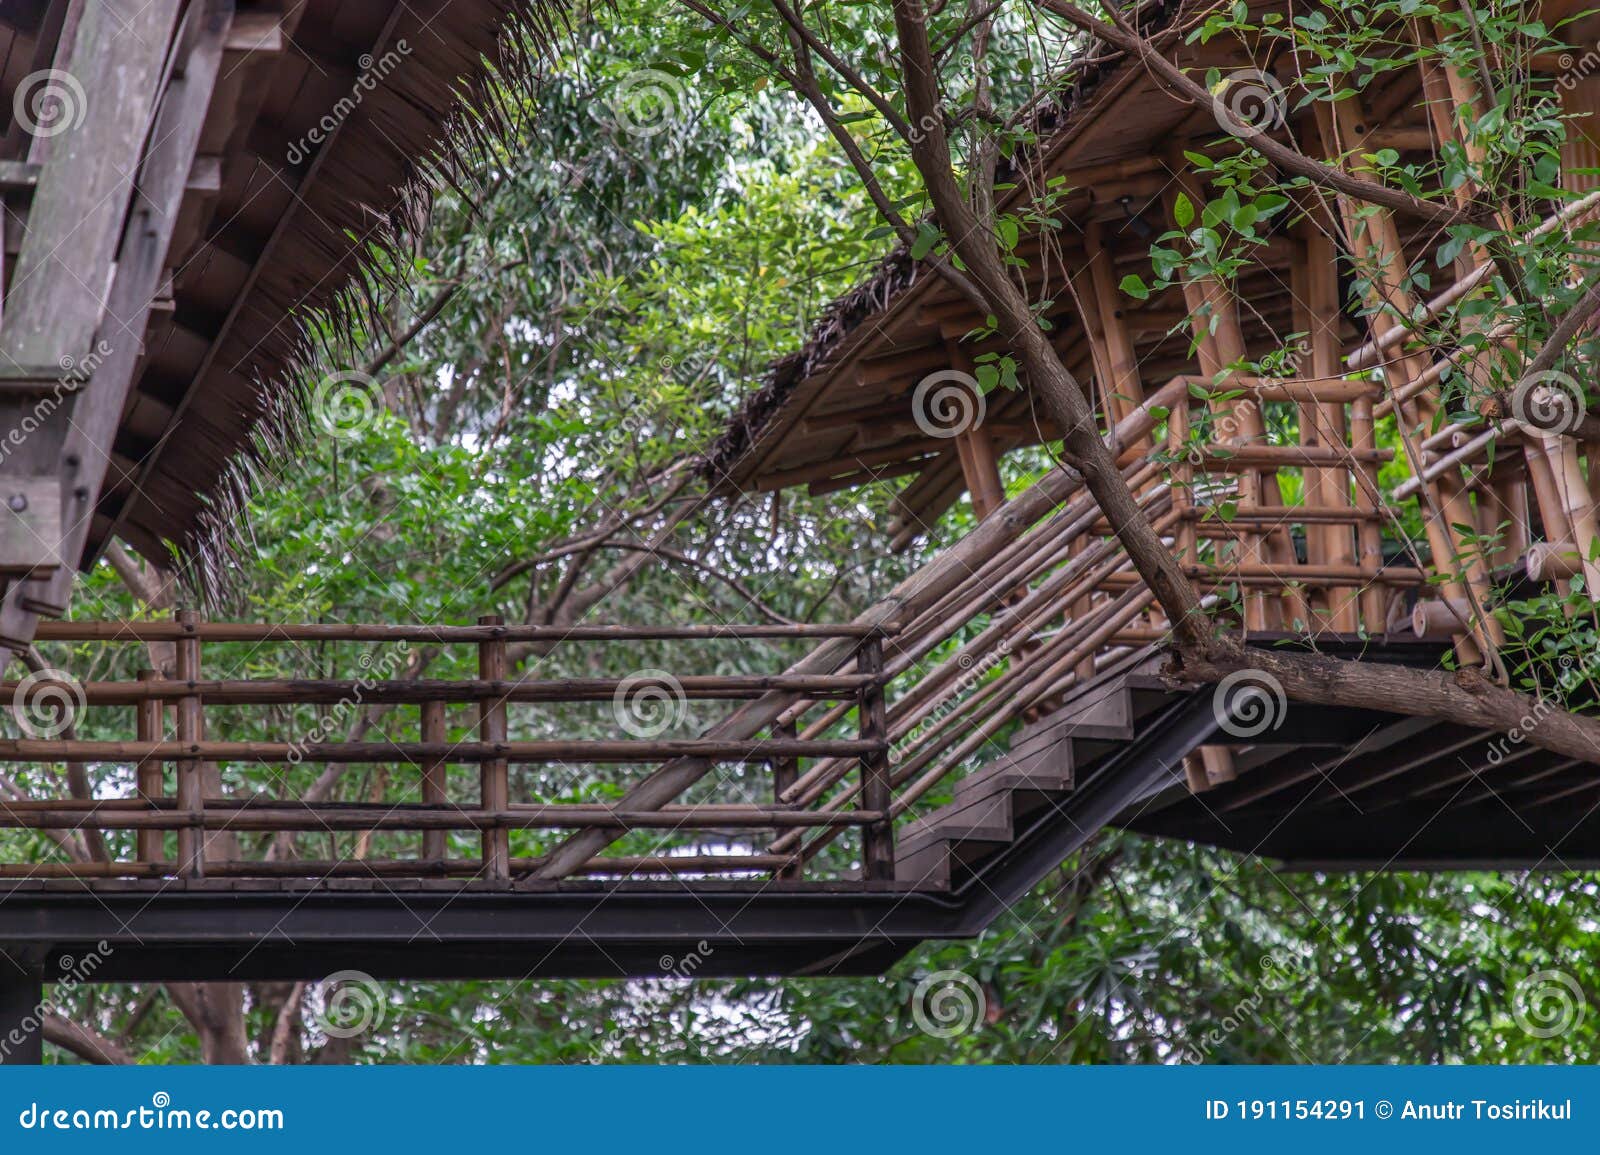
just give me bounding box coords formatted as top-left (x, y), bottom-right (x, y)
top-left (1173, 191), bottom-right (1195, 229)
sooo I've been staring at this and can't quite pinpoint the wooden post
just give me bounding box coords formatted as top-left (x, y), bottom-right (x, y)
top-left (478, 615), bottom-right (510, 882)
top-left (1083, 220), bottom-right (1146, 428)
top-left (135, 668), bottom-right (163, 866)
top-left (944, 341), bottom-right (1007, 520)
top-left (856, 636), bottom-right (894, 881)
top-left (1161, 163), bottom-right (1299, 631)
top-left (772, 720), bottom-right (802, 882)
top-left (1297, 226), bottom-right (1363, 632)
top-left (954, 427), bottom-right (1005, 520)
top-left (3, 0), bottom-right (232, 638)
top-left (420, 699), bottom-right (448, 863)
top-left (0, 0), bottom-right (183, 585)
top-left (1311, 96), bottom-right (1494, 658)
top-left (174, 610), bottom-right (203, 877)
top-left (0, 963), bottom-right (42, 1064)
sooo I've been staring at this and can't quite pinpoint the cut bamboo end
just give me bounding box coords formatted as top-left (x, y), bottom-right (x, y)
top-left (1527, 540), bottom-right (1581, 582)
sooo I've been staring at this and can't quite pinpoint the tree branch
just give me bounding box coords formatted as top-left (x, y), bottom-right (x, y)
top-left (43, 1013), bottom-right (134, 1065)
top-left (1032, 0), bottom-right (1473, 227)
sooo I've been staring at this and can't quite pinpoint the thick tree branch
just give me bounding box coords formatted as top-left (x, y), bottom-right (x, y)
top-left (43, 1014), bottom-right (134, 1065)
top-left (1173, 643), bottom-right (1600, 770)
top-left (889, 0), bottom-right (1212, 648)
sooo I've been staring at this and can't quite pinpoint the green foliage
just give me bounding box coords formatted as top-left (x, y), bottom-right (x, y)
top-left (27, 0), bottom-right (1600, 1066)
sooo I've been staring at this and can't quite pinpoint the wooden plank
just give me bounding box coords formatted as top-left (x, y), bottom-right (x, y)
top-left (857, 637), bottom-right (894, 881)
top-left (1, 0), bottom-right (223, 637)
top-left (0, 0), bottom-right (183, 581)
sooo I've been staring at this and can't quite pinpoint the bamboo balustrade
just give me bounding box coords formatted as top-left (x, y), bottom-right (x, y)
top-left (0, 617), bottom-right (901, 883)
top-left (2, 13), bottom-right (1599, 886)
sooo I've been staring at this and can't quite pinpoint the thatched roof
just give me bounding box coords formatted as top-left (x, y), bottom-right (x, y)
top-left (1, 0), bottom-right (563, 596)
top-left (698, 0), bottom-right (1407, 544)
top-left (698, 0), bottom-right (1185, 500)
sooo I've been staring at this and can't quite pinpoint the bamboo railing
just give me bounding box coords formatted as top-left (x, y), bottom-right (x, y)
top-left (0, 366), bottom-right (1450, 885)
top-left (0, 615), bottom-right (897, 884)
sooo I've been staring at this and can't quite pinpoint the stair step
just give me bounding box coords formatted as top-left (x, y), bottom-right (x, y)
top-left (899, 794), bottom-right (1016, 854)
top-left (895, 758), bottom-right (1074, 885)
top-left (893, 660), bottom-right (1189, 890)
top-left (1014, 682), bottom-right (1135, 747)
top-left (954, 766), bottom-right (1072, 804)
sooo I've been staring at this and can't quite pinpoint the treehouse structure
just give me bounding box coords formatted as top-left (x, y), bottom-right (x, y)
top-left (0, 0), bottom-right (1595, 1062)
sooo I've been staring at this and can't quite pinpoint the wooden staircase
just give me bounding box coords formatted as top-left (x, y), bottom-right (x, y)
top-left (896, 659), bottom-right (1181, 888)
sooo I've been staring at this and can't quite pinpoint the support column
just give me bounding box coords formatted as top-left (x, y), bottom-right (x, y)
top-left (0, 961), bottom-right (43, 1065)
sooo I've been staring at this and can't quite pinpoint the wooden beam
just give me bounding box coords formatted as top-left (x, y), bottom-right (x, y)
top-left (0, 0), bottom-right (184, 589)
top-left (1, 0), bottom-right (232, 640)
top-left (222, 9), bottom-right (281, 56)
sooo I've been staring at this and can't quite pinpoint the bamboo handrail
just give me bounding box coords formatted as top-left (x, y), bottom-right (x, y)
top-left (32, 622), bottom-right (886, 642)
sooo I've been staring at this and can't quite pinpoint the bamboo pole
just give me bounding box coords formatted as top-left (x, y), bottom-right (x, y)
top-left (419, 699), bottom-right (447, 862)
top-left (174, 610), bottom-right (202, 877)
top-left (135, 669), bottom-right (163, 866)
top-left (532, 382), bottom-right (1188, 879)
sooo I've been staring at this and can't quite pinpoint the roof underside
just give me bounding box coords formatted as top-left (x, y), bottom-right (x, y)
top-left (0, 0), bottom-right (560, 590)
